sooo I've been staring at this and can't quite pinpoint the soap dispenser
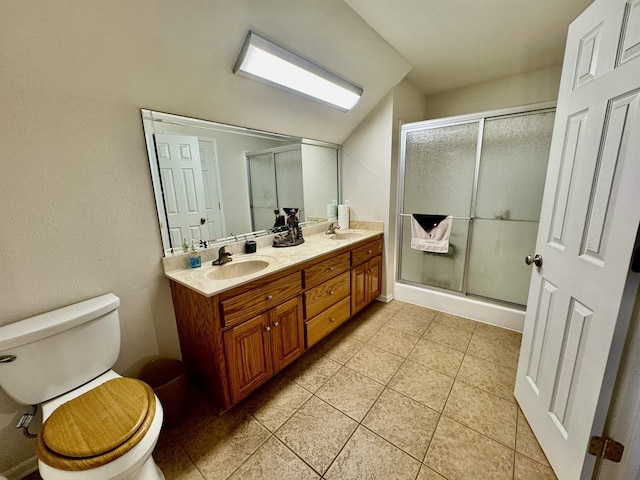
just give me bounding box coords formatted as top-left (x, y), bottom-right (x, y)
top-left (189, 241), bottom-right (201, 268)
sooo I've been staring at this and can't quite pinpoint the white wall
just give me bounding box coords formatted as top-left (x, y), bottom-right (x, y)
top-left (424, 66), bottom-right (562, 120)
top-left (341, 92), bottom-right (394, 299)
top-left (341, 79), bottom-right (429, 301)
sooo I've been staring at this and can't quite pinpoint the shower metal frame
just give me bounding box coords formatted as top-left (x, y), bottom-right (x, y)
top-left (396, 101), bottom-right (556, 305)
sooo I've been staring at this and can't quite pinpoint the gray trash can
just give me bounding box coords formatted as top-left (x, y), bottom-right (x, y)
top-left (139, 358), bottom-right (187, 428)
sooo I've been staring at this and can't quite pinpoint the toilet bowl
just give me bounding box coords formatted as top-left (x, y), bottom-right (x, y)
top-left (0, 294), bottom-right (165, 480)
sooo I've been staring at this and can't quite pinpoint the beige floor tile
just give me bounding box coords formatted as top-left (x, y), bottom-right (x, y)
top-left (317, 332), bottom-right (365, 364)
top-left (516, 408), bottom-right (550, 466)
top-left (242, 375), bottom-right (312, 432)
top-left (341, 311), bottom-right (389, 342)
top-left (474, 322), bottom-right (522, 345)
top-left (514, 452), bottom-right (557, 480)
top-left (457, 354), bottom-right (517, 403)
top-left (324, 426), bottom-right (421, 480)
top-left (425, 416), bottom-right (514, 480)
top-left (443, 381), bottom-right (517, 448)
top-left (382, 299), bottom-right (407, 311)
top-left (227, 436), bottom-right (319, 479)
top-left (417, 466), bottom-right (447, 480)
top-left (170, 388), bottom-right (222, 440)
top-left (345, 343), bottom-right (404, 384)
top-left (467, 333), bottom-right (521, 370)
top-left (399, 303), bottom-right (439, 318)
top-left (155, 444), bottom-right (205, 480)
top-left (387, 309), bottom-right (435, 336)
top-left (316, 366), bottom-right (384, 421)
top-left (422, 322), bottom-right (473, 352)
top-left (362, 302), bottom-right (398, 322)
top-left (284, 348), bottom-right (341, 393)
top-left (276, 396), bottom-right (357, 474)
top-left (388, 361), bottom-right (454, 412)
top-left (154, 429), bottom-right (182, 459)
top-left (368, 325), bottom-right (420, 357)
top-left (406, 338), bottom-right (464, 378)
top-left (362, 388), bottom-right (440, 460)
top-left (433, 312), bottom-right (478, 333)
top-left (179, 408), bottom-right (270, 480)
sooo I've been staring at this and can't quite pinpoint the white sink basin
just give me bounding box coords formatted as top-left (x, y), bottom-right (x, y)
top-left (328, 232), bottom-right (363, 241)
top-left (206, 256), bottom-right (274, 280)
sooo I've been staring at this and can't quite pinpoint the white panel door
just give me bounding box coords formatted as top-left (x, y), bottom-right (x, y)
top-left (198, 138), bottom-right (225, 240)
top-left (154, 134), bottom-right (206, 249)
top-left (515, 0), bottom-right (640, 479)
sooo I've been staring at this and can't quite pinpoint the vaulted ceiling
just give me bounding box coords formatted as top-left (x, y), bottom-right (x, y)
top-left (345, 0), bottom-right (595, 96)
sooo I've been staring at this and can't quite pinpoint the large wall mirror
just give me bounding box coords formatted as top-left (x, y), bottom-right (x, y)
top-left (142, 110), bottom-right (340, 254)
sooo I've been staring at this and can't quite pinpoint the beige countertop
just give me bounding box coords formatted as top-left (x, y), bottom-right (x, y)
top-left (163, 227), bottom-right (382, 297)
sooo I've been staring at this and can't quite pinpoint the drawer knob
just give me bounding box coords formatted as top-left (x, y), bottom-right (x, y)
top-left (273, 321), bottom-right (279, 327)
top-left (368, 249), bottom-right (372, 254)
top-left (329, 318), bottom-right (335, 322)
top-left (329, 290), bottom-right (334, 295)
top-left (266, 295), bottom-right (273, 301)
top-left (329, 266), bottom-right (334, 271)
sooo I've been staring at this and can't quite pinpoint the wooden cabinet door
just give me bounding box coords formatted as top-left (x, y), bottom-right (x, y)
top-left (271, 297), bottom-right (304, 372)
top-left (223, 313), bottom-right (273, 404)
top-left (367, 256), bottom-right (382, 302)
top-left (351, 262), bottom-right (368, 315)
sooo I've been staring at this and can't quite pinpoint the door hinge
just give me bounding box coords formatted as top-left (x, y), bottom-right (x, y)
top-left (588, 436), bottom-right (624, 462)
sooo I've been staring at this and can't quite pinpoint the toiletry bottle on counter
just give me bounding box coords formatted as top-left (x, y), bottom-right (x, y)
top-left (189, 241), bottom-right (201, 268)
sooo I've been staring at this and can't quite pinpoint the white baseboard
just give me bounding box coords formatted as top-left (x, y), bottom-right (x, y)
top-left (2, 456), bottom-right (37, 480)
top-left (394, 282), bottom-right (525, 332)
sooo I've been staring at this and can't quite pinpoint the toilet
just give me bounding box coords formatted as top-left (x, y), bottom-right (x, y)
top-left (0, 294), bottom-right (164, 480)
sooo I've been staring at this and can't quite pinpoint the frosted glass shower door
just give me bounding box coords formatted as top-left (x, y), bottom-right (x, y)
top-left (466, 111), bottom-right (555, 304)
top-left (274, 148), bottom-right (304, 222)
top-left (248, 153), bottom-right (277, 231)
top-left (400, 122), bottom-right (479, 292)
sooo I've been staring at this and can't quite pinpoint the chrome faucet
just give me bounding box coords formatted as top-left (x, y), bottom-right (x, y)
top-left (212, 245), bottom-right (233, 266)
top-left (326, 222), bottom-right (341, 235)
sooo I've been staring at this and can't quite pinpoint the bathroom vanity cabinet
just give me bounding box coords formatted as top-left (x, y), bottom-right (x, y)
top-left (168, 233), bottom-right (383, 410)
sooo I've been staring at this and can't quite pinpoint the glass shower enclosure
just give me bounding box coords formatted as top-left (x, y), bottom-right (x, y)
top-left (398, 103), bottom-right (555, 306)
top-left (246, 145), bottom-right (305, 231)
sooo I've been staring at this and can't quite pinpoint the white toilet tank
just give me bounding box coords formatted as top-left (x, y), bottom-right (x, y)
top-left (0, 293), bottom-right (121, 405)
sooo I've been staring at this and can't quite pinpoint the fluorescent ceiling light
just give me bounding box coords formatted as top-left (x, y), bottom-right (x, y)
top-left (234, 32), bottom-right (363, 112)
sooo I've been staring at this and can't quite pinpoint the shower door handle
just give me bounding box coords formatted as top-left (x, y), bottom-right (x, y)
top-left (525, 254), bottom-right (543, 267)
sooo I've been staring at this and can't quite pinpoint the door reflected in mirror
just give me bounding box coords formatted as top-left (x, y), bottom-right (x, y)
top-left (142, 110), bottom-right (339, 254)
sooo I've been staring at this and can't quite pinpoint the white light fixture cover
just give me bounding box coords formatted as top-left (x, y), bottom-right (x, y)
top-left (234, 32), bottom-right (363, 111)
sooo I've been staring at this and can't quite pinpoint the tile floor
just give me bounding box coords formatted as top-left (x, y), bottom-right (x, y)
top-left (25, 300), bottom-right (557, 480)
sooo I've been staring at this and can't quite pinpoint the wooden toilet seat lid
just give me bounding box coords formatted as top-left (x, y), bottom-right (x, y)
top-left (41, 378), bottom-right (151, 458)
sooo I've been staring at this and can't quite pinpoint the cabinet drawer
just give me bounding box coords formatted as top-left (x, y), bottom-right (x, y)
top-left (303, 252), bottom-right (350, 289)
top-left (304, 271), bottom-right (350, 319)
top-left (351, 238), bottom-right (382, 266)
top-left (305, 296), bottom-right (351, 348)
top-left (221, 272), bottom-right (302, 328)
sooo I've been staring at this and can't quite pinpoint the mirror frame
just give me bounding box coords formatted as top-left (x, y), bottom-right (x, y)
top-left (141, 109), bottom-right (341, 254)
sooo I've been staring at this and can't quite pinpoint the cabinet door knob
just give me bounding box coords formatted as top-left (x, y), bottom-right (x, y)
top-left (367, 249), bottom-right (372, 254)
top-left (266, 295), bottom-right (273, 301)
top-left (329, 290), bottom-right (334, 295)
top-left (329, 266), bottom-right (334, 271)
top-left (273, 321), bottom-right (279, 327)
top-left (329, 318), bottom-right (335, 322)
top-left (265, 326), bottom-right (271, 332)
